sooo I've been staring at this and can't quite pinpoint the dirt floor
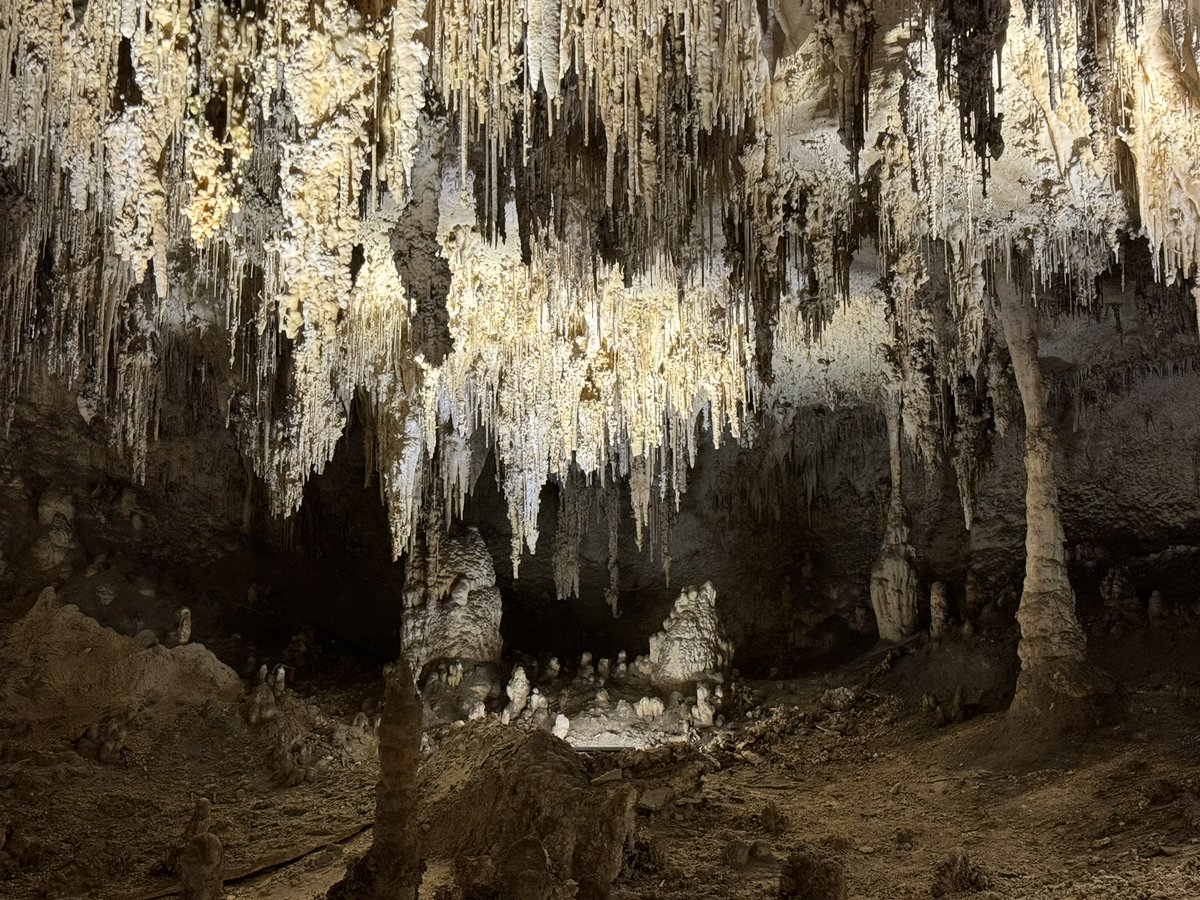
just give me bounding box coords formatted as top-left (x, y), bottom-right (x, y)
top-left (2, 600), bottom-right (1198, 900)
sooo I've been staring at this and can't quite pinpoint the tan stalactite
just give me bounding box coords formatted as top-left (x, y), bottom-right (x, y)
top-left (0, 0), bottom-right (1197, 574)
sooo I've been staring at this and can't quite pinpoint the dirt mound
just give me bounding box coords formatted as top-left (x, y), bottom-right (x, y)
top-left (875, 636), bottom-right (1018, 715)
top-left (420, 721), bottom-right (637, 897)
top-left (0, 587), bottom-right (242, 734)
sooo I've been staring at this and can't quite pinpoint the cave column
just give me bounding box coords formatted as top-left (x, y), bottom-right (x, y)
top-left (869, 389), bottom-right (921, 642)
top-left (995, 277), bottom-right (1089, 711)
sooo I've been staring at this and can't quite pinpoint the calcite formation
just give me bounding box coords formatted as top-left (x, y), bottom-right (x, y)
top-left (646, 581), bottom-right (733, 687)
top-left (1, 0), bottom-right (1196, 584)
top-left (400, 526), bottom-right (503, 677)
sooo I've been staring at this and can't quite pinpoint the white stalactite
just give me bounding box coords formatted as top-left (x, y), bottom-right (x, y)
top-left (0, 0), bottom-right (1194, 579)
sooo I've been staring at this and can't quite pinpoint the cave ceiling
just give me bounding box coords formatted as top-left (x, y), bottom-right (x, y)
top-left (0, 0), bottom-right (1197, 571)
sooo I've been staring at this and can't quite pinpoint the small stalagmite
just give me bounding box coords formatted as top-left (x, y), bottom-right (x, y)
top-left (179, 799), bottom-right (222, 900)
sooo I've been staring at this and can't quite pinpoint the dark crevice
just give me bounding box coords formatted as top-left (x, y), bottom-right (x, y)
top-left (112, 38), bottom-right (144, 113)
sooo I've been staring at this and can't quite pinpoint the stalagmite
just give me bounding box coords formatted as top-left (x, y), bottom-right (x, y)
top-left (869, 392), bottom-right (921, 643)
top-left (179, 798), bottom-right (223, 900)
top-left (328, 658), bottom-right (424, 899)
top-left (646, 582), bottom-right (733, 687)
top-left (604, 481), bottom-right (621, 618)
top-left (929, 582), bottom-right (950, 641)
top-left (401, 526), bottom-right (503, 677)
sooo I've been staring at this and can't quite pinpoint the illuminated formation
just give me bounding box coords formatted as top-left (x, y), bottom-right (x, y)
top-left (1, 2), bottom-right (1197, 678)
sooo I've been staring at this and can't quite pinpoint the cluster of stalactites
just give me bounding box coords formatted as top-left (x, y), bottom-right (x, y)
top-left (431, 0), bottom-right (771, 220)
top-left (549, 462), bottom-right (677, 609)
top-left (873, 1), bottom-right (1161, 527)
top-left (1, 0), bottom-right (1198, 572)
top-left (427, 189), bottom-right (747, 572)
top-left (0, 0), bottom-right (431, 499)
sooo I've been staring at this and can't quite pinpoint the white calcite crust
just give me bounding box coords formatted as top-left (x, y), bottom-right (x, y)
top-left (401, 527), bottom-right (503, 677)
top-left (646, 582), bottom-right (734, 688)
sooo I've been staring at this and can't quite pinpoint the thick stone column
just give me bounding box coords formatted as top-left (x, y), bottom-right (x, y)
top-left (995, 276), bottom-right (1109, 727)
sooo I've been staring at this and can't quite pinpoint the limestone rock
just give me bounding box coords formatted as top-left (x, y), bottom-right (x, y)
top-left (419, 721), bottom-right (636, 895)
top-left (647, 582), bottom-right (733, 687)
top-left (180, 832), bottom-right (223, 900)
top-left (778, 845), bottom-right (847, 900)
top-left (931, 847), bottom-right (989, 897)
top-left (402, 527), bottom-right (503, 677)
top-left (0, 589), bottom-right (242, 733)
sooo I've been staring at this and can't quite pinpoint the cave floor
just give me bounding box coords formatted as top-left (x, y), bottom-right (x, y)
top-left (2, 637), bottom-right (1199, 899)
top-left (642, 689), bottom-right (1200, 899)
top-left (232, 670), bottom-right (1200, 900)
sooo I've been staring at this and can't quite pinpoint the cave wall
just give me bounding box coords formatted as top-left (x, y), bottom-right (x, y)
top-left (2, 278), bottom-right (1200, 681)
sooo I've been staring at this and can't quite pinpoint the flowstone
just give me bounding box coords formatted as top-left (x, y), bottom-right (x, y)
top-left (646, 582), bottom-right (733, 687)
top-left (420, 720), bottom-right (636, 897)
top-left (401, 527), bottom-right (503, 678)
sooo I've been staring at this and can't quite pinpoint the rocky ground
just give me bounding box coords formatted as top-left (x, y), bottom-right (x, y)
top-left (1, 589), bottom-right (1197, 900)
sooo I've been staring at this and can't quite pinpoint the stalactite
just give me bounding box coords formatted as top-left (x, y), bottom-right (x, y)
top-left (552, 468), bottom-right (589, 601)
top-left (813, 0), bottom-right (876, 175)
top-left (603, 479), bottom-right (621, 619)
top-left (929, 0), bottom-right (1011, 180)
top-left (0, 0), bottom-right (1194, 589)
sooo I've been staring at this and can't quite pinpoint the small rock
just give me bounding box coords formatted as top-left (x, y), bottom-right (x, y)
top-left (1177, 792), bottom-right (1200, 829)
top-left (134, 629), bottom-right (159, 648)
top-left (820, 686), bottom-right (857, 712)
top-left (778, 845), bottom-right (846, 900)
top-left (637, 787), bottom-right (675, 813)
top-left (750, 840), bottom-right (773, 860)
top-left (1148, 590), bottom-right (1166, 624)
top-left (931, 847), bottom-right (989, 897)
top-left (761, 800), bottom-right (789, 836)
top-left (723, 838), bottom-right (750, 867)
top-left (37, 489), bottom-right (75, 526)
